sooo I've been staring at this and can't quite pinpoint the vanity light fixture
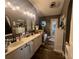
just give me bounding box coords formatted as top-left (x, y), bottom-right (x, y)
top-left (23, 11), bottom-right (35, 18)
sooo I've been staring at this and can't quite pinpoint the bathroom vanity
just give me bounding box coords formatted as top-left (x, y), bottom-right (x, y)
top-left (6, 31), bottom-right (43, 59)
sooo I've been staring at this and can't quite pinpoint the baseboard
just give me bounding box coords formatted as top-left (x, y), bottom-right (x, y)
top-left (54, 49), bottom-right (65, 56)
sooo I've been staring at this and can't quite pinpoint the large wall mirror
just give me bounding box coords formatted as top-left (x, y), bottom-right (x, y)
top-left (5, 0), bottom-right (37, 41)
top-left (5, 16), bottom-right (12, 35)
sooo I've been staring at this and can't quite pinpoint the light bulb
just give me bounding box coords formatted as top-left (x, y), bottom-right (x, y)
top-left (23, 11), bottom-right (27, 15)
top-left (30, 13), bottom-right (32, 17)
top-left (12, 7), bottom-right (16, 11)
top-left (7, 2), bottom-right (11, 6)
top-left (27, 11), bottom-right (30, 16)
top-left (16, 6), bottom-right (20, 10)
top-left (33, 15), bottom-right (35, 17)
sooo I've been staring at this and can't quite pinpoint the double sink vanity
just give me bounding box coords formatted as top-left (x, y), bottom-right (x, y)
top-left (6, 31), bottom-right (43, 59)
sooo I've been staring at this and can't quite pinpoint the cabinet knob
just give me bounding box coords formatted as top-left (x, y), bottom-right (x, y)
top-left (24, 44), bottom-right (29, 48)
top-left (20, 48), bottom-right (23, 50)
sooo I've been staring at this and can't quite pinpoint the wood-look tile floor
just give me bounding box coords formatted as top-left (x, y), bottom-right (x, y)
top-left (31, 41), bottom-right (65, 59)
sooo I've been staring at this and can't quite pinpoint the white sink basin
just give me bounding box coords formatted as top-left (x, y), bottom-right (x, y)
top-left (9, 41), bottom-right (23, 47)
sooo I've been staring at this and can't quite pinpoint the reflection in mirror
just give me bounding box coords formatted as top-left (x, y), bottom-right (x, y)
top-left (13, 19), bottom-right (25, 34)
top-left (5, 16), bottom-right (12, 34)
top-left (5, 16), bottom-right (13, 50)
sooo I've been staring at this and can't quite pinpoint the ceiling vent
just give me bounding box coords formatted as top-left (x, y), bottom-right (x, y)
top-left (50, 2), bottom-right (56, 8)
top-left (50, 2), bottom-right (61, 8)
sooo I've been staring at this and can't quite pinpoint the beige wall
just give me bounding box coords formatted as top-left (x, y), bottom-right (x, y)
top-left (65, 14), bottom-right (73, 59)
top-left (69, 14), bottom-right (73, 59)
top-left (62, 0), bottom-right (70, 17)
top-left (61, 0), bottom-right (70, 27)
top-left (62, 0), bottom-right (73, 59)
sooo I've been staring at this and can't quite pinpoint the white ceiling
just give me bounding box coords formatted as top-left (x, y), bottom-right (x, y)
top-left (29, 0), bottom-right (65, 17)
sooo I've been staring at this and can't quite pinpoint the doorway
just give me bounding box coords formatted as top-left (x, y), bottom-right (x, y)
top-left (51, 19), bottom-right (56, 36)
top-left (50, 19), bottom-right (57, 42)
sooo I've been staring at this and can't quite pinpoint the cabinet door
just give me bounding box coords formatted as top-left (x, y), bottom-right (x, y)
top-left (19, 46), bottom-right (25, 59)
top-left (6, 48), bottom-right (21, 59)
top-left (38, 35), bottom-right (42, 46)
top-left (24, 44), bottom-right (31, 59)
top-left (32, 38), bottom-right (38, 52)
top-left (32, 35), bottom-right (42, 53)
top-left (28, 41), bottom-right (34, 57)
top-left (36, 35), bottom-right (42, 50)
top-left (19, 44), bottom-right (31, 59)
top-left (6, 44), bottom-right (31, 59)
